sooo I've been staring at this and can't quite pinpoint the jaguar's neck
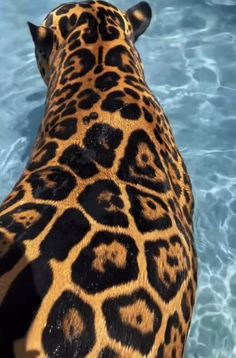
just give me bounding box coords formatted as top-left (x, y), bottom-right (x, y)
top-left (33, 42), bottom-right (151, 142)
top-left (24, 35), bottom-right (161, 176)
top-left (46, 37), bottom-right (145, 102)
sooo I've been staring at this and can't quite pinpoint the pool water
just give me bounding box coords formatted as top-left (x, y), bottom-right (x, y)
top-left (0, 0), bottom-right (236, 357)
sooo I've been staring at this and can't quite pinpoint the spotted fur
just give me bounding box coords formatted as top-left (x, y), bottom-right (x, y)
top-left (0, 1), bottom-right (197, 357)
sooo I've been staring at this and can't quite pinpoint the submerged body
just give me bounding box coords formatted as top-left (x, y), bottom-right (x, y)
top-left (0, 1), bottom-right (197, 357)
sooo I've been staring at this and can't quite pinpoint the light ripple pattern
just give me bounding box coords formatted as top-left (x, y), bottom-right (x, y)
top-left (0, 0), bottom-right (236, 357)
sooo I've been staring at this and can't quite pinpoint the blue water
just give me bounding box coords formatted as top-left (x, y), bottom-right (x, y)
top-left (0, 0), bottom-right (236, 356)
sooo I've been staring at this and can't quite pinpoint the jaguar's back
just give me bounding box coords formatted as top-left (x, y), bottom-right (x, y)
top-left (0, 1), bottom-right (197, 357)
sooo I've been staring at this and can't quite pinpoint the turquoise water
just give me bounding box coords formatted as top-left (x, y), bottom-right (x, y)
top-left (0, 0), bottom-right (236, 357)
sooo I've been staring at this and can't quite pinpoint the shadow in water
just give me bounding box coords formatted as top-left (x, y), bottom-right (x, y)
top-left (20, 90), bottom-right (46, 162)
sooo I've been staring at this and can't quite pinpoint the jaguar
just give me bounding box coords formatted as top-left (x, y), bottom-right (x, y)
top-left (0, 1), bottom-right (197, 357)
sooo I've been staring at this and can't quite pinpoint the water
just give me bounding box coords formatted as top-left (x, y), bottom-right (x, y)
top-left (0, 0), bottom-right (236, 356)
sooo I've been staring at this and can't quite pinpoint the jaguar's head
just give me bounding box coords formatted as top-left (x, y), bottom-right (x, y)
top-left (28, 1), bottom-right (152, 85)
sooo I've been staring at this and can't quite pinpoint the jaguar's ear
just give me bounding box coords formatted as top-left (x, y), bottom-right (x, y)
top-left (27, 22), bottom-right (54, 58)
top-left (126, 1), bottom-right (152, 42)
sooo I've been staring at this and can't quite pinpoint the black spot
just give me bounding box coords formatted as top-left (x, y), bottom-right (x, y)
top-left (136, 314), bottom-right (142, 324)
top-left (164, 271), bottom-right (171, 284)
top-left (48, 103), bottom-right (66, 117)
top-left (95, 72), bottom-right (120, 91)
top-left (98, 347), bottom-right (118, 358)
top-left (59, 16), bottom-right (70, 39)
top-left (168, 198), bottom-right (177, 214)
top-left (94, 65), bottom-right (104, 74)
top-left (69, 14), bottom-right (77, 26)
top-left (49, 117), bottom-right (77, 140)
top-left (172, 148), bottom-right (179, 161)
top-left (154, 125), bottom-right (163, 144)
top-left (156, 344), bottom-right (164, 358)
top-left (90, 112), bottom-right (98, 120)
top-left (64, 49), bottom-right (96, 78)
top-left (83, 116), bottom-right (90, 125)
top-left (143, 107), bottom-right (153, 123)
top-left (72, 231), bottom-right (138, 293)
top-left (183, 205), bottom-right (192, 225)
top-left (184, 189), bottom-right (191, 204)
top-left (98, 46), bottom-right (103, 64)
top-left (183, 169), bottom-right (191, 187)
top-left (59, 144), bottom-right (99, 179)
top-left (141, 153), bottom-right (149, 163)
top-left (127, 185), bottom-right (172, 233)
top-left (0, 187), bottom-right (24, 213)
top-left (45, 116), bottom-right (59, 131)
top-left (0, 203), bottom-right (56, 243)
top-left (125, 75), bottom-right (144, 91)
top-left (165, 313), bottom-right (180, 345)
top-left (78, 180), bottom-right (128, 227)
top-left (61, 99), bottom-right (77, 116)
top-left (120, 103), bottom-right (141, 120)
top-left (170, 235), bottom-right (190, 269)
top-left (0, 258), bottom-right (52, 357)
top-left (27, 142), bottom-right (57, 171)
top-left (167, 255), bottom-right (179, 267)
top-left (102, 289), bottom-right (162, 355)
top-left (53, 82), bottom-right (82, 101)
top-left (117, 130), bottom-right (169, 193)
top-left (43, 291), bottom-right (95, 358)
top-left (68, 39), bottom-right (81, 51)
top-left (82, 112), bottom-right (98, 125)
top-left (78, 89), bottom-right (100, 109)
top-left (0, 242), bottom-right (25, 276)
top-left (172, 348), bottom-right (176, 358)
top-left (167, 154), bottom-right (181, 180)
top-left (143, 96), bottom-right (150, 106)
top-left (68, 30), bottom-right (81, 43)
top-left (188, 279), bottom-right (195, 307)
top-left (27, 166), bottom-right (76, 201)
top-left (124, 87), bottom-right (140, 100)
top-left (56, 4), bottom-right (76, 15)
top-left (41, 208), bottom-right (90, 261)
top-left (147, 199), bottom-right (156, 210)
top-left (101, 90), bottom-right (125, 113)
top-left (181, 333), bottom-right (186, 345)
top-left (174, 215), bottom-right (192, 248)
top-left (83, 123), bottom-right (123, 168)
top-left (181, 280), bottom-right (195, 324)
top-left (173, 183), bottom-right (181, 198)
top-left (181, 292), bottom-right (190, 323)
top-left (59, 124), bottom-right (123, 173)
top-left (77, 12), bottom-right (98, 43)
top-left (106, 45), bottom-right (134, 73)
top-left (145, 237), bottom-right (188, 302)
